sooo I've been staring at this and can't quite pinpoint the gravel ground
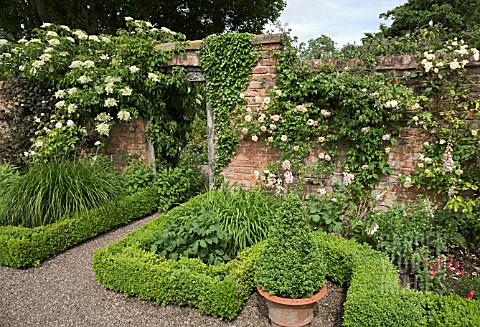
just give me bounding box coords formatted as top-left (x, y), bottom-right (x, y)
top-left (0, 214), bottom-right (345, 327)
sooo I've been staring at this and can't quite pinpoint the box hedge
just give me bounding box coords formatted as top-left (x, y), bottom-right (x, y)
top-left (0, 187), bottom-right (159, 268)
top-left (92, 193), bottom-right (262, 319)
top-left (92, 203), bottom-right (480, 323)
top-left (314, 233), bottom-right (480, 327)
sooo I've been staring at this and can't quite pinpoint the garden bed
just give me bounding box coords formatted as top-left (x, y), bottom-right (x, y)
top-left (0, 187), bottom-right (158, 268)
top-left (92, 197), bottom-right (480, 326)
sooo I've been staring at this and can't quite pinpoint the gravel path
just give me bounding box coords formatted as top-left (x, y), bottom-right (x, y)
top-left (0, 214), bottom-right (345, 327)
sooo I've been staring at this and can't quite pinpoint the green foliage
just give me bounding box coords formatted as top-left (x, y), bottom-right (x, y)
top-left (0, 21), bottom-right (199, 165)
top-left (0, 158), bottom-right (124, 228)
top-left (0, 187), bottom-right (158, 268)
top-left (298, 34), bottom-right (337, 60)
top-left (201, 33), bottom-right (259, 179)
top-left (367, 201), bottom-right (453, 267)
top-left (0, 0), bottom-right (286, 41)
top-left (237, 40), bottom-right (416, 199)
top-left (121, 154), bottom-right (155, 195)
top-left (380, 0), bottom-right (480, 39)
top-left (92, 206), bottom-right (480, 322)
top-left (150, 208), bottom-right (230, 265)
top-left (92, 200), bottom-right (264, 319)
top-left (153, 164), bottom-right (206, 212)
top-left (306, 190), bottom-right (348, 234)
top-left (314, 232), bottom-right (480, 327)
top-left (254, 193), bottom-right (326, 299)
top-left (150, 188), bottom-right (279, 265)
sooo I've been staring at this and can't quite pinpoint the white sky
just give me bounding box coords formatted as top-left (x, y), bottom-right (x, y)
top-left (266, 0), bottom-right (408, 47)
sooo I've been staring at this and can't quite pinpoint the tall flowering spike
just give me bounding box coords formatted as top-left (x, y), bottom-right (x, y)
top-left (443, 145), bottom-right (454, 173)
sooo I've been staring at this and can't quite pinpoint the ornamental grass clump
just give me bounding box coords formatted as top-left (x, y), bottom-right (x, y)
top-left (254, 193), bottom-right (326, 299)
top-left (0, 158), bottom-right (124, 228)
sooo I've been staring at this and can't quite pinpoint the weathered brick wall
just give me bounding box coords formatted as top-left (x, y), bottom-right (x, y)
top-left (223, 54), bottom-right (480, 207)
top-left (104, 116), bottom-right (149, 167)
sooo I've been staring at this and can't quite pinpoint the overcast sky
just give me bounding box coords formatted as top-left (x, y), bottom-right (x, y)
top-left (266, 0), bottom-right (408, 47)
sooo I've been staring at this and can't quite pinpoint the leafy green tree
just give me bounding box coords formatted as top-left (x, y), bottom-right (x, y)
top-left (298, 34), bottom-right (337, 59)
top-left (380, 0), bottom-right (480, 37)
top-left (0, 0), bottom-right (286, 40)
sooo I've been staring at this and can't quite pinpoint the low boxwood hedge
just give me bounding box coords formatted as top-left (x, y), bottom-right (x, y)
top-left (92, 193), bottom-right (263, 319)
top-left (314, 233), bottom-right (480, 327)
top-left (0, 187), bottom-right (159, 268)
top-left (92, 204), bottom-right (480, 324)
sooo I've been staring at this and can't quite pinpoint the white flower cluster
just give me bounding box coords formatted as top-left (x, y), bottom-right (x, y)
top-left (69, 60), bottom-right (95, 69)
top-left (384, 100), bottom-right (398, 109)
top-left (343, 172), bottom-right (354, 186)
top-left (117, 110), bottom-right (131, 122)
top-left (104, 98), bottom-right (118, 107)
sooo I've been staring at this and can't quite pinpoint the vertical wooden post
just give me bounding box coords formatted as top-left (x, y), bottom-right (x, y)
top-left (144, 118), bottom-right (157, 176)
top-left (206, 87), bottom-right (215, 189)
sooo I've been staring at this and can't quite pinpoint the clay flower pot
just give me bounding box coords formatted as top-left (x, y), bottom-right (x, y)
top-left (257, 284), bottom-right (328, 327)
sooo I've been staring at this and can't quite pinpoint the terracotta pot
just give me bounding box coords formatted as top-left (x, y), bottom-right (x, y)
top-left (257, 284), bottom-right (328, 327)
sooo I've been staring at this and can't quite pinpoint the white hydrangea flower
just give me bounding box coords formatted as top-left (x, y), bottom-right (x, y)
top-left (148, 72), bottom-right (159, 82)
top-left (82, 60), bottom-right (95, 68)
top-left (124, 17), bottom-right (134, 21)
top-left (117, 110), bottom-right (131, 121)
top-left (39, 53), bottom-right (52, 61)
top-left (129, 66), bottom-right (140, 74)
top-left (31, 60), bottom-right (45, 68)
top-left (67, 87), bottom-right (78, 95)
top-left (69, 60), bottom-right (83, 69)
top-left (46, 31), bottom-right (58, 37)
top-left (55, 101), bottom-right (66, 109)
top-left (105, 83), bottom-right (114, 94)
top-left (60, 25), bottom-right (71, 31)
top-left (67, 104), bottom-right (77, 114)
top-left (41, 23), bottom-right (52, 28)
top-left (78, 75), bottom-right (92, 84)
top-left (95, 123), bottom-right (110, 136)
top-left (48, 38), bottom-right (60, 46)
top-left (104, 98), bottom-right (118, 107)
top-left (88, 35), bottom-right (99, 42)
top-left (0, 39), bottom-right (8, 45)
top-left (54, 90), bottom-right (65, 98)
top-left (44, 47), bottom-right (54, 53)
top-left (100, 36), bottom-right (110, 43)
top-left (121, 87), bottom-right (132, 96)
top-left (95, 112), bottom-right (112, 122)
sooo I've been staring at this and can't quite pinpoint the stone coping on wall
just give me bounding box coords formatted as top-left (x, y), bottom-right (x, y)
top-left (154, 33), bottom-right (283, 53)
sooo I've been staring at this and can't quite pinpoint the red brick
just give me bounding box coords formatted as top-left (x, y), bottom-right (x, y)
top-left (252, 67), bottom-right (268, 74)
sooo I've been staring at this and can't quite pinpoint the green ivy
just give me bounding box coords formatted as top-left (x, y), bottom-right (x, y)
top-left (200, 33), bottom-right (259, 180)
top-left (237, 39), bottom-right (416, 200)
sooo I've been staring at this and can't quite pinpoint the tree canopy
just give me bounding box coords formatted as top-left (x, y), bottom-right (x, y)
top-left (0, 0), bottom-right (286, 40)
top-left (380, 0), bottom-right (480, 37)
top-left (297, 35), bottom-right (336, 60)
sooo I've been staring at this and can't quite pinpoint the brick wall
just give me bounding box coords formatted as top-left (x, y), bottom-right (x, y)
top-left (223, 54), bottom-right (480, 207)
top-left (103, 116), bottom-right (149, 167)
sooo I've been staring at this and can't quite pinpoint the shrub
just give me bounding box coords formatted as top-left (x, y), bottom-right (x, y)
top-left (154, 164), bottom-right (206, 212)
top-left (365, 200), bottom-right (455, 282)
top-left (92, 198), bottom-right (264, 319)
top-left (254, 193), bottom-right (326, 299)
top-left (150, 188), bottom-right (279, 265)
top-left (0, 158), bottom-right (124, 228)
top-left (121, 154), bottom-right (155, 195)
top-left (0, 187), bottom-right (158, 268)
top-left (93, 201), bottom-right (480, 323)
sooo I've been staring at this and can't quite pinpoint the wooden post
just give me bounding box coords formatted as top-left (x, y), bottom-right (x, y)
top-left (206, 97), bottom-right (215, 189)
